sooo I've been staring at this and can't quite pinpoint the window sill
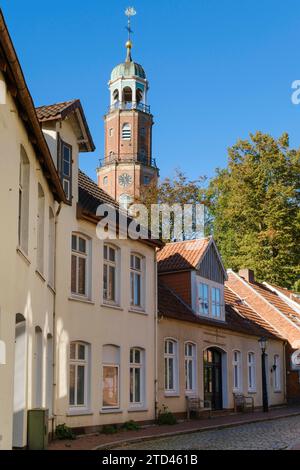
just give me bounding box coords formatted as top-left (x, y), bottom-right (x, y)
top-left (100, 409), bottom-right (123, 415)
top-left (128, 407), bottom-right (148, 413)
top-left (247, 390), bottom-right (257, 394)
top-left (67, 409), bottom-right (93, 417)
top-left (274, 390), bottom-right (282, 394)
top-left (129, 308), bottom-right (147, 316)
top-left (101, 303), bottom-right (124, 311)
top-left (164, 392), bottom-right (180, 397)
top-left (16, 247), bottom-right (31, 265)
top-left (68, 296), bottom-right (95, 305)
top-left (35, 270), bottom-right (46, 283)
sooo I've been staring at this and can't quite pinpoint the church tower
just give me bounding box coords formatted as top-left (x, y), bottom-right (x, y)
top-left (97, 9), bottom-right (159, 205)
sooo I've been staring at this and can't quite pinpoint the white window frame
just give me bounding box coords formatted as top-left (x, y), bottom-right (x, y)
top-left (164, 339), bottom-right (179, 395)
top-left (71, 233), bottom-right (90, 299)
top-left (48, 208), bottom-right (55, 288)
top-left (211, 287), bottom-right (221, 318)
top-left (102, 364), bottom-right (120, 410)
top-left (184, 342), bottom-right (197, 394)
top-left (69, 342), bottom-right (89, 410)
top-left (130, 253), bottom-right (145, 310)
top-left (274, 354), bottom-right (281, 391)
top-left (37, 184), bottom-right (45, 275)
top-left (247, 352), bottom-right (256, 392)
top-left (103, 244), bottom-right (119, 305)
top-left (198, 282), bottom-right (209, 315)
top-left (233, 350), bottom-right (242, 392)
top-left (129, 348), bottom-right (145, 408)
top-left (18, 146), bottom-right (30, 254)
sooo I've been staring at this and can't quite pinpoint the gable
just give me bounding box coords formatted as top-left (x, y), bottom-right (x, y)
top-left (197, 242), bottom-right (226, 284)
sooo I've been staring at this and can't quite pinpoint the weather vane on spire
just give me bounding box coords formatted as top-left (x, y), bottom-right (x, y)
top-left (125, 6), bottom-right (136, 42)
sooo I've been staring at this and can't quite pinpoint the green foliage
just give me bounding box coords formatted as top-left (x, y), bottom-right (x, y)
top-left (157, 405), bottom-right (177, 425)
top-left (102, 424), bottom-right (118, 435)
top-left (207, 132), bottom-right (300, 289)
top-left (121, 420), bottom-right (140, 431)
top-left (294, 279), bottom-right (300, 293)
top-left (55, 423), bottom-right (76, 440)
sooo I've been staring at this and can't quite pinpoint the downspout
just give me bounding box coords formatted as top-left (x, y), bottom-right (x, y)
top-left (51, 201), bottom-right (62, 437)
top-left (283, 340), bottom-right (287, 404)
top-left (154, 250), bottom-right (158, 421)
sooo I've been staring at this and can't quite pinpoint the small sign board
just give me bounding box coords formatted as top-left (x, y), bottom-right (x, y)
top-left (0, 340), bottom-right (6, 365)
top-left (291, 349), bottom-right (300, 371)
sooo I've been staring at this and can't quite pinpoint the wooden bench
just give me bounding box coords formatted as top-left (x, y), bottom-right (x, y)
top-left (186, 396), bottom-right (212, 420)
top-left (233, 393), bottom-right (254, 413)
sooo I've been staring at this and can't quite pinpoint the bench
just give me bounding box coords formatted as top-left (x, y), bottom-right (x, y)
top-left (233, 393), bottom-right (254, 413)
top-left (186, 396), bottom-right (212, 420)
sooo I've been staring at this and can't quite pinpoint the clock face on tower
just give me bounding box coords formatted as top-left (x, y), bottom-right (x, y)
top-left (118, 173), bottom-right (132, 187)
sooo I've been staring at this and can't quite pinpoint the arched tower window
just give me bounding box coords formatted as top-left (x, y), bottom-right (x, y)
top-left (113, 89), bottom-right (119, 103)
top-left (123, 87), bottom-right (132, 103)
top-left (136, 88), bottom-right (143, 104)
top-left (122, 123), bottom-right (131, 140)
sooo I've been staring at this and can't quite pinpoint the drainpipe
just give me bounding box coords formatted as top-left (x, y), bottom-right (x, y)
top-left (283, 340), bottom-right (287, 404)
top-left (51, 202), bottom-right (62, 437)
top-left (154, 250), bottom-right (158, 421)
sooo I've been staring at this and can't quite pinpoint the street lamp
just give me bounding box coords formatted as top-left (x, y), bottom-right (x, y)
top-left (258, 336), bottom-right (269, 412)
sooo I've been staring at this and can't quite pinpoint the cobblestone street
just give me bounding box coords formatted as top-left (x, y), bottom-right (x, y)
top-left (116, 415), bottom-right (300, 450)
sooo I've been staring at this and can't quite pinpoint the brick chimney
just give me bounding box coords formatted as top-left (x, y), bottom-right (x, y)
top-left (238, 268), bottom-right (255, 283)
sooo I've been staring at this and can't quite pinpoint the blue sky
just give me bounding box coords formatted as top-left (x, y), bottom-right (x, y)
top-left (2, 0), bottom-right (300, 182)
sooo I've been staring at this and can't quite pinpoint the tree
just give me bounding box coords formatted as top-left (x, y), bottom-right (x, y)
top-left (207, 131), bottom-right (300, 289)
top-left (139, 169), bottom-right (208, 241)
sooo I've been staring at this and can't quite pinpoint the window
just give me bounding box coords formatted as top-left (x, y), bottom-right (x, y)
top-left (143, 175), bottom-right (151, 185)
top-left (18, 146), bottom-right (30, 253)
top-left (212, 287), bottom-right (221, 317)
top-left (48, 208), bottom-right (55, 287)
top-left (103, 176), bottom-right (108, 185)
top-left (198, 283), bottom-right (209, 315)
top-left (248, 352), bottom-right (256, 392)
top-left (37, 184), bottom-right (45, 274)
top-left (109, 128), bottom-right (114, 137)
top-left (71, 234), bottom-right (89, 297)
top-left (122, 123), bottom-right (131, 140)
top-left (185, 343), bottom-right (196, 393)
top-left (130, 348), bottom-right (145, 406)
top-left (60, 140), bottom-right (72, 201)
top-left (34, 327), bottom-right (43, 408)
top-left (130, 254), bottom-right (143, 308)
top-left (103, 244), bottom-right (118, 303)
top-left (140, 127), bottom-right (146, 137)
top-left (102, 345), bottom-right (120, 409)
top-left (164, 339), bottom-right (178, 393)
top-left (274, 354), bottom-right (281, 391)
top-left (69, 342), bottom-right (89, 408)
top-left (233, 350), bottom-right (242, 391)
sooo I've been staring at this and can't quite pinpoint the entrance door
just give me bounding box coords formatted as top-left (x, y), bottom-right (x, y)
top-left (204, 348), bottom-right (222, 410)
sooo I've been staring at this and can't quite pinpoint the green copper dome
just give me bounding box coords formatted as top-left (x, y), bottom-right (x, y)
top-left (111, 61), bottom-right (146, 82)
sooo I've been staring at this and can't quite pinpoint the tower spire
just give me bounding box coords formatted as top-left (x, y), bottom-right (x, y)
top-left (125, 6), bottom-right (136, 62)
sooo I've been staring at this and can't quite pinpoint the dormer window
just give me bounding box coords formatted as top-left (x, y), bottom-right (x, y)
top-left (212, 287), bottom-right (221, 318)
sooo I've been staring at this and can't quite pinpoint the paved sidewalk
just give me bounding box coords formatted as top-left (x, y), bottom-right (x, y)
top-left (48, 406), bottom-right (300, 450)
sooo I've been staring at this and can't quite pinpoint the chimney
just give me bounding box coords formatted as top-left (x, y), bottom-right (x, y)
top-left (238, 268), bottom-right (255, 283)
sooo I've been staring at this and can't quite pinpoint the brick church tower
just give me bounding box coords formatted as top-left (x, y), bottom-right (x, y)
top-left (97, 33), bottom-right (159, 206)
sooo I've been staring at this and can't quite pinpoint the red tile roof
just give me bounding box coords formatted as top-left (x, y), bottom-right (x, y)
top-left (224, 286), bottom-right (282, 339)
top-left (36, 100), bottom-right (77, 121)
top-left (158, 282), bottom-right (281, 340)
top-left (36, 99), bottom-right (95, 152)
top-left (157, 238), bottom-right (211, 273)
top-left (267, 284), bottom-right (300, 306)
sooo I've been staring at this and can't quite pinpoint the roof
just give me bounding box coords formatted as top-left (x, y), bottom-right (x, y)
top-left (157, 237), bottom-right (211, 273)
top-left (0, 9), bottom-right (65, 202)
top-left (78, 170), bottom-right (163, 248)
top-left (266, 283), bottom-right (300, 306)
top-left (228, 271), bottom-right (300, 330)
top-left (111, 61), bottom-right (146, 82)
top-left (224, 286), bottom-right (282, 339)
top-left (36, 99), bottom-right (95, 152)
top-left (158, 283), bottom-right (281, 340)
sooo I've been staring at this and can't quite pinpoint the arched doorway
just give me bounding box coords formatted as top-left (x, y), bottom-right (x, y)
top-left (204, 348), bottom-right (223, 410)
